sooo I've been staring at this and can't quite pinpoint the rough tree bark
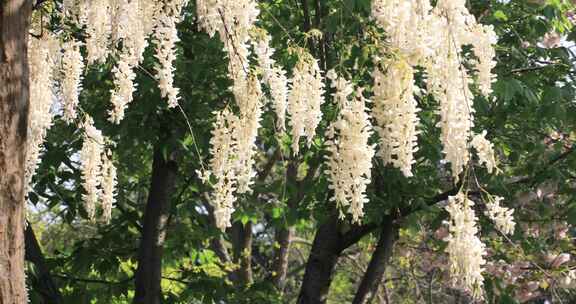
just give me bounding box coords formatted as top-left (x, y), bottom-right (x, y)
top-left (0, 1), bottom-right (32, 303)
top-left (24, 224), bottom-right (63, 304)
top-left (297, 216), bottom-right (376, 304)
top-left (352, 218), bottom-right (397, 304)
top-left (133, 147), bottom-right (178, 304)
top-left (271, 225), bottom-right (294, 291)
top-left (231, 221), bottom-right (253, 285)
top-left (270, 159), bottom-right (298, 291)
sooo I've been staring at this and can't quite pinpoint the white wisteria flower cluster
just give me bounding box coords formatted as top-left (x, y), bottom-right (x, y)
top-left (101, 152), bottom-right (118, 223)
top-left (26, 35), bottom-right (58, 194)
top-left (153, 1), bottom-right (189, 108)
top-left (60, 40), bottom-right (84, 123)
top-left (444, 193), bottom-right (487, 300)
top-left (85, 0), bottom-right (112, 64)
top-left (80, 117), bottom-right (117, 223)
top-left (324, 72), bottom-right (375, 222)
top-left (80, 117), bottom-right (105, 221)
top-left (288, 52), bottom-right (325, 155)
top-left (371, 0), bottom-right (498, 179)
top-left (198, 0), bottom-right (291, 229)
top-left (372, 59), bottom-right (420, 177)
top-left (370, 3), bottom-right (505, 296)
top-left (25, 0), bottom-right (188, 222)
top-left (109, 0), bottom-right (158, 123)
top-left (233, 75), bottom-right (264, 194)
top-left (470, 131), bottom-right (498, 174)
top-left (61, 0), bottom-right (187, 122)
top-left (485, 196), bottom-right (515, 235)
top-left (202, 110), bottom-right (240, 230)
top-left (251, 31), bottom-right (289, 131)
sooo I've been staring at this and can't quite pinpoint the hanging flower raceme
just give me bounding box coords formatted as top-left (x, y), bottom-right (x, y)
top-left (325, 85), bottom-right (375, 223)
top-left (485, 196), bottom-right (515, 235)
top-left (109, 53), bottom-right (137, 123)
top-left (108, 0), bottom-right (156, 123)
top-left (197, 0), bottom-right (259, 83)
top-left (101, 152), bottom-right (118, 223)
top-left (204, 109), bottom-right (240, 230)
top-left (251, 31), bottom-right (289, 131)
top-left (153, 1), bottom-right (188, 108)
top-left (197, 0), bottom-right (259, 42)
top-left (444, 193), bottom-right (487, 300)
top-left (234, 74), bottom-right (264, 194)
top-left (470, 131), bottom-right (498, 174)
top-left (201, 75), bottom-right (263, 228)
top-left (371, 0), bottom-right (498, 180)
top-left (288, 52), bottom-right (325, 155)
top-left (80, 117), bottom-right (105, 221)
top-left (85, 0), bottom-right (112, 64)
top-left (61, 40), bottom-right (84, 123)
top-left (372, 59), bottom-right (420, 177)
top-left (26, 35), bottom-right (57, 194)
top-left (469, 24), bottom-right (498, 96)
top-left (371, 0), bottom-right (435, 66)
top-left (197, 0), bottom-right (264, 227)
top-left (114, 0), bottom-right (154, 61)
top-left (326, 69), bottom-right (354, 108)
top-left (433, 0), bottom-right (498, 92)
top-left (428, 37), bottom-right (474, 180)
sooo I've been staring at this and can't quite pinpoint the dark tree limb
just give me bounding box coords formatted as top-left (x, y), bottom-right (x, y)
top-left (352, 218), bottom-right (397, 304)
top-left (53, 274), bottom-right (132, 285)
top-left (271, 225), bottom-right (294, 291)
top-left (25, 223), bottom-right (63, 304)
top-left (270, 154), bottom-right (322, 292)
top-left (297, 215), bottom-right (377, 304)
top-left (296, 216), bottom-right (341, 304)
top-left (300, 0), bottom-right (311, 33)
top-left (313, 0), bottom-right (326, 71)
top-left (133, 147), bottom-right (178, 304)
top-left (231, 221), bottom-right (253, 285)
top-left (270, 158), bottom-right (298, 291)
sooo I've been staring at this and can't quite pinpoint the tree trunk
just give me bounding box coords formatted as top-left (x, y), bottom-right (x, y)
top-left (24, 223), bottom-right (63, 304)
top-left (270, 159), bottom-right (298, 292)
top-left (133, 148), bottom-right (178, 304)
top-left (297, 216), bottom-right (376, 304)
top-left (352, 219), bottom-right (397, 304)
top-left (297, 216), bottom-right (343, 304)
top-left (231, 221), bottom-right (253, 285)
top-left (0, 1), bottom-right (32, 303)
top-left (271, 225), bottom-right (294, 291)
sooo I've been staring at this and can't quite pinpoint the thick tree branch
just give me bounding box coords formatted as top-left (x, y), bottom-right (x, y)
top-left (25, 223), bottom-right (63, 304)
top-left (300, 0), bottom-right (311, 34)
top-left (512, 145), bottom-right (576, 185)
top-left (352, 217), bottom-right (397, 304)
top-left (54, 274), bottom-right (133, 285)
top-left (271, 225), bottom-right (294, 291)
top-left (313, 0), bottom-right (326, 71)
top-left (297, 213), bottom-right (377, 304)
top-left (231, 221), bottom-right (253, 285)
top-left (133, 146), bottom-right (179, 304)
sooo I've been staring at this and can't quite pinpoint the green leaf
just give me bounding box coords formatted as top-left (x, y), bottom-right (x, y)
top-left (494, 10), bottom-right (509, 21)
